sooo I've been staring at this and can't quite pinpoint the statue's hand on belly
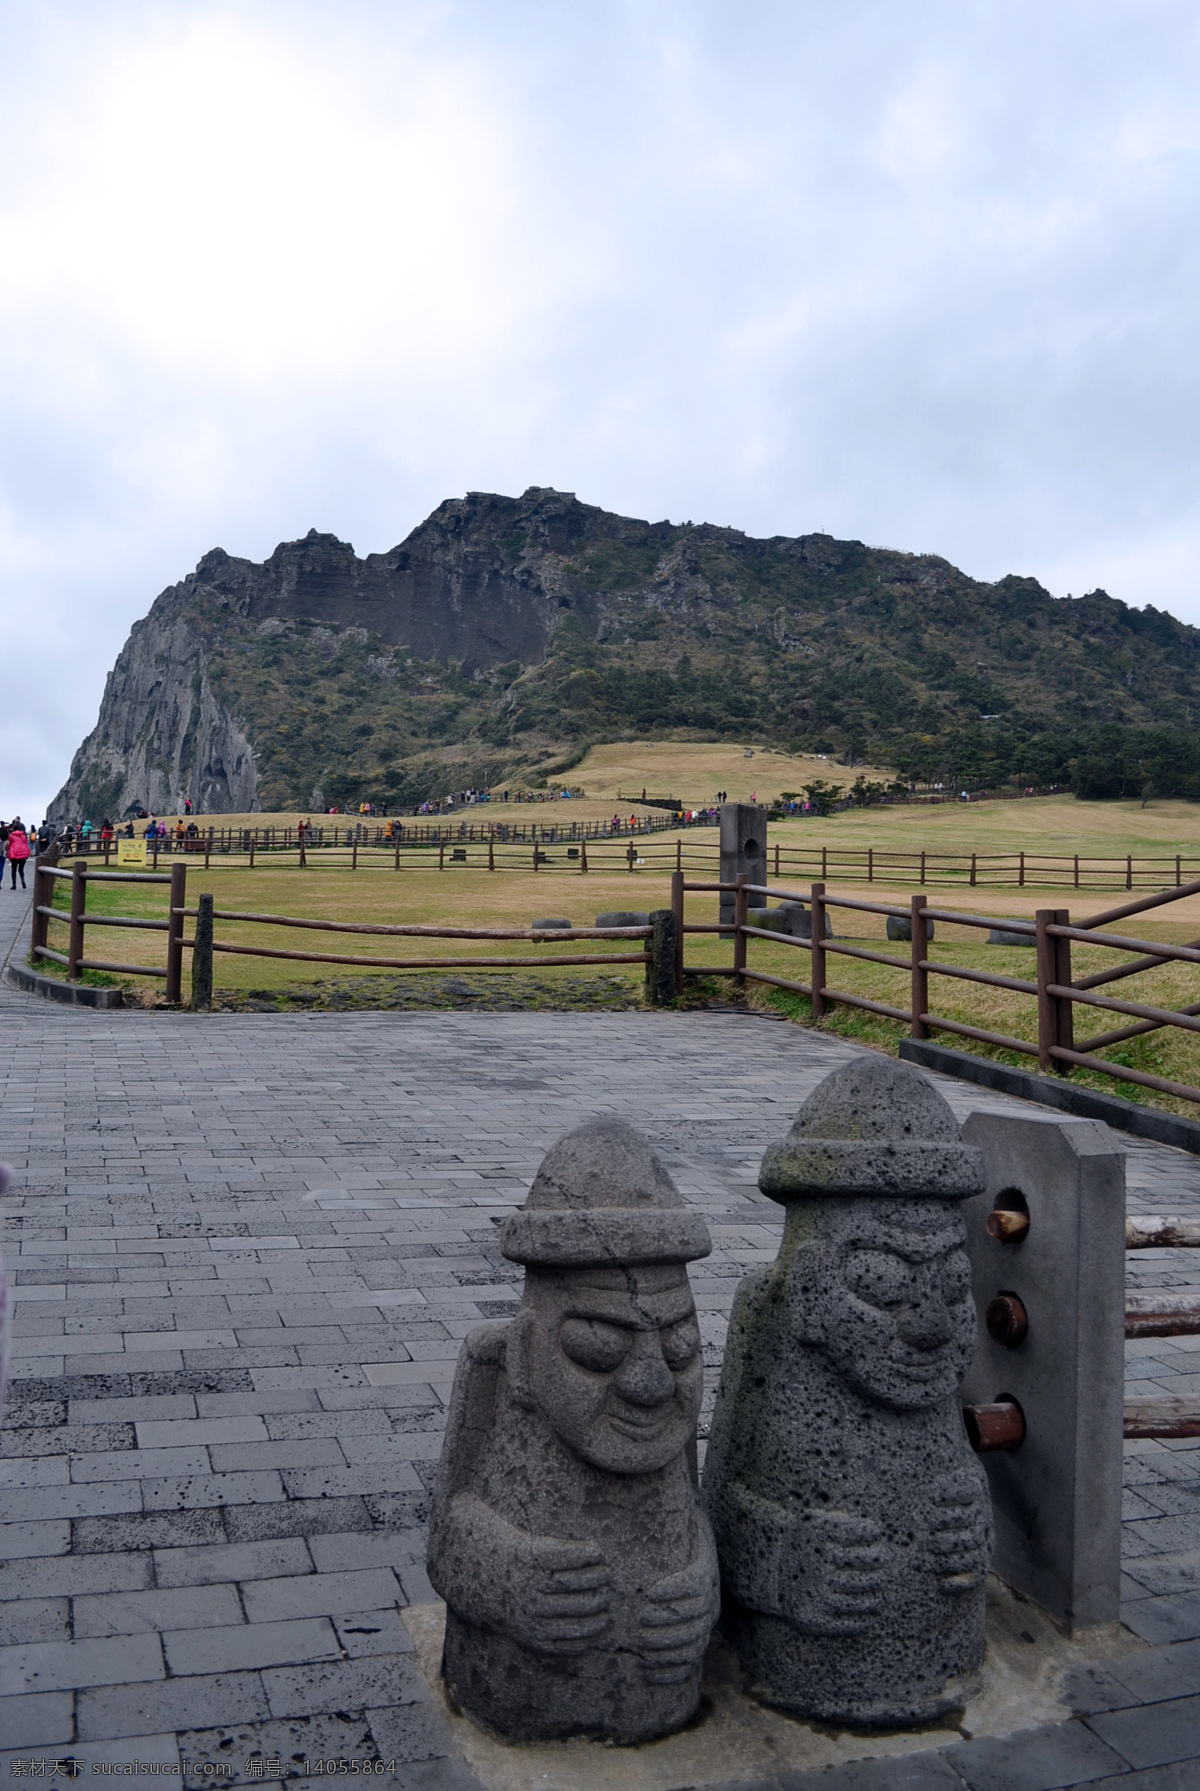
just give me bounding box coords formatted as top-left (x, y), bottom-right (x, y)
top-left (636, 1532), bottom-right (721, 1684)
top-left (779, 1509), bottom-right (888, 1637)
top-left (511, 1535), bottom-right (614, 1657)
top-left (926, 1474), bottom-right (993, 1593)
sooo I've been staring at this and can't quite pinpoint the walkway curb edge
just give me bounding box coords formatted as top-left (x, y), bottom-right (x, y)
top-left (900, 1037), bottom-right (1200, 1155)
top-left (5, 961), bottom-right (123, 1008)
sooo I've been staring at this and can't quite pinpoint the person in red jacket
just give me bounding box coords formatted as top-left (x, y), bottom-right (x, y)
top-left (6, 820), bottom-right (30, 888)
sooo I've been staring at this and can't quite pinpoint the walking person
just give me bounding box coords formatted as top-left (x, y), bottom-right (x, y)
top-left (6, 820), bottom-right (30, 889)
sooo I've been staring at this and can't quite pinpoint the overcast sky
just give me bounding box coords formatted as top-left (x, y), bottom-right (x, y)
top-left (3, 0), bottom-right (1200, 819)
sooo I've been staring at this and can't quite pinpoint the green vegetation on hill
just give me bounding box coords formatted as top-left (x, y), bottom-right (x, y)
top-left (53, 488), bottom-right (1200, 819)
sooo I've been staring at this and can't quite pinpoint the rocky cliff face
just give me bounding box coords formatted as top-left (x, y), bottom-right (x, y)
top-left (49, 485), bottom-right (1200, 819)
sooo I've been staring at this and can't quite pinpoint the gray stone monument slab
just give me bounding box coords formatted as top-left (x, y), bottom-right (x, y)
top-left (719, 803), bottom-right (768, 925)
top-left (959, 1111), bottom-right (1125, 1633)
top-left (427, 1118), bottom-right (719, 1744)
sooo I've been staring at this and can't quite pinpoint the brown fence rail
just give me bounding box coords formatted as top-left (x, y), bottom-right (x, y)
top-left (671, 869), bottom-right (1200, 1110)
top-left (49, 827), bottom-right (1200, 892)
top-left (29, 856), bottom-right (658, 1005)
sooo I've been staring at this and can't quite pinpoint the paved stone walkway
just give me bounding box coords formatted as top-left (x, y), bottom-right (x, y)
top-left (0, 885), bottom-right (1198, 1789)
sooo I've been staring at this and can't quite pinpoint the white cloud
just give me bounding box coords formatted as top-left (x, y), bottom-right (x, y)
top-left (2, 0), bottom-right (1200, 818)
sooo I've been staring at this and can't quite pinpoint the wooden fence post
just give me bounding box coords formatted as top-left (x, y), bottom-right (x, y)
top-left (970, 853), bottom-right (976, 888)
top-left (1074, 854), bottom-right (1079, 889)
top-left (1019, 851), bottom-right (1025, 888)
top-left (351, 842), bottom-right (357, 871)
top-left (910, 891), bottom-right (928, 1040)
top-left (68, 860), bottom-right (87, 981)
top-left (298, 831), bottom-right (306, 868)
top-left (626, 841), bottom-right (635, 873)
top-left (821, 845), bottom-right (828, 881)
top-left (868, 847), bottom-right (873, 884)
top-left (488, 833), bottom-right (495, 871)
top-left (810, 881), bottom-right (826, 1020)
top-left (677, 837), bottom-right (683, 873)
top-left (205, 828), bottom-right (212, 870)
top-left (440, 842), bottom-right (446, 871)
top-left (1177, 855), bottom-right (1182, 888)
top-left (1035, 909), bottom-right (1058, 1073)
top-left (191, 892), bottom-right (213, 1011)
top-left (733, 873), bottom-right (749, 989)
top-left (1053, 906), bottom-right (1074, 1062)
top-left (1126, 855), bottom-right (1132, 892)
top-left (165, 862), bottom-right (186, 1005)
top-left (533, 843), bottom-right (539, 872)
top-left (580, 840), bottom-right (588, 873)
top-left (920, 849), bottom-right (926, 886)
top-left (671, 870), bottom-right (685, 993)
top-left (30, 854), bottom-right (52, 962)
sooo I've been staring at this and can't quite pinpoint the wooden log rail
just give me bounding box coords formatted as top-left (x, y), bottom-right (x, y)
top-left (673, 871), bottom-right (1200, 1108)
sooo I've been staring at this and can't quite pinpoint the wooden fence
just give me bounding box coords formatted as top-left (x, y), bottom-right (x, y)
top-left (29, 858), bottom-right (656, 1006)
top-left (671, 871), bottom-right (1200, 1106)
top-left (48, 827), bottom-right (1200, 892)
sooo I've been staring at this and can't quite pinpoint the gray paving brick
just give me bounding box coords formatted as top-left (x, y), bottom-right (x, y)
top-left (242, 1568), bottom-right (404, 1624)
top-left (1088, 1693), bottom-right (1200, 1768)
top-left (209, 1440), bottom-right (345, 1472)
top-left (141, 1469), bottom-right (285, 1510)
top-left (332, 1608), bottom-right (415, 1658)
top-left (73, 1582), bottom-right (242, 1637)
top-left (0, 1520), bottom-right (70, 1559)
top-left (177, 1710), bottom-right (379, 1784)
top-left (307, 1531), bottom-right (424, 1574)
top-left (72, 1507), bottom-right (228, 1554)
top-left (0, 1550), bottom-right (153, 1597)
top-left (364, 1699), bottom-right (454, 1765)
top-left (154, 1536), bottom-right (313, 1588)
top-left (163, 1617), bottom-right (340, 1675)
top-left (0, 1598), bottom-right (71, 1646)
top-left (1122, 1592), bottom-right (1200, 1646)
top-left (772, 1759), bottom-right (937, 1791)
top-left (261, 1653), bottom-right (428, 1719)
top-left (76, 1669), bottom-right (271, 1740)
top-left (0, 1688), bottom-right (74, 1748)
top-left (136, 1415), bottom-right (269, 1447)
top-left (223, 1498), bottom-right (371, 1542)
top-left (0, 1630), bottom-right (163, 1695)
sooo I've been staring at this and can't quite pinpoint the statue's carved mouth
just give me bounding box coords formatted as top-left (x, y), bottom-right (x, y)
top-left (608, 1406), bottom-right (669, 1434)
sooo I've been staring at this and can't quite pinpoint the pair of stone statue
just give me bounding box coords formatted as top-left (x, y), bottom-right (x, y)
top-left (428, 1058), bottom-right (993, 1742)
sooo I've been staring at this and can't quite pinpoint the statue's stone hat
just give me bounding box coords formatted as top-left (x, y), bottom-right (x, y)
top-left (759, 1057), bottom-right (984, 1202)
top-left (501, 1117), bottom-right (712, 1267)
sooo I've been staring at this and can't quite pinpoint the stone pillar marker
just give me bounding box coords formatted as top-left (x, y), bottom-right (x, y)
top-left (719, 802), bottom-right (768, 926)
top-left (427, 1118), bottom-right (719, 1744)
top-left (704, 1056), bottom-right (992, 1729)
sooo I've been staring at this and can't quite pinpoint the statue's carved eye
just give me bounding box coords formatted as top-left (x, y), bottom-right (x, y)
top-left (939, 1251), bottom-right (972, 1305)
top-left (660, 1318), bottom-right (700, 1369)
top-left (560, 1317), bottom-right (631, 1372)
top-left (843, 1249), bottom-right (911, 1309)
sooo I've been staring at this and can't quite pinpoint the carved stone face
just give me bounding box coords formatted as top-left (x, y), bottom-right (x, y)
top-left (787, 1198), bottom-right (975, 1411)
top-left (518, 1264), bottom-right (703, 1474)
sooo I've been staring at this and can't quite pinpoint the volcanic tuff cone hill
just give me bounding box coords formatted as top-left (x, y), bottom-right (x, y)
top-left (50, 486), bottom-right (1200, 820)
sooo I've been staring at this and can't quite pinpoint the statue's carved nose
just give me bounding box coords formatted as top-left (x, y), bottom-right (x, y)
top-left (896, 1266), bottom-right (954, 1348)
top-left (614, 1332), bottom-right (675, 1406)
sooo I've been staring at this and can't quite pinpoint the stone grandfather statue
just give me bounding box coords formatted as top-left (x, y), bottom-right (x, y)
top-left (427, 1117), bottom-right (720, 1743)
top-left (703, 1057), bottom-right (992, 1729)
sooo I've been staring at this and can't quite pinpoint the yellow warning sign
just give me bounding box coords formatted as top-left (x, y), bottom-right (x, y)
top-left (117, 838), bottom-right (147, 867)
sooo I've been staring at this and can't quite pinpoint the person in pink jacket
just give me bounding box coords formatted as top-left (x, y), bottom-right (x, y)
top-left (6, 820), bottom-right (30, 889)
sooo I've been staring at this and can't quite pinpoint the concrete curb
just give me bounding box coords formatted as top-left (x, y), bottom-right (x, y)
top-left (5, 961), bottom-right (123, 1008)
top-left (900, 1037), bottom-right (1200, 1155)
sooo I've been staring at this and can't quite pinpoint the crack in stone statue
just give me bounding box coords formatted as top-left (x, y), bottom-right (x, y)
top-left (703, 1057), bottom-right (992, 1729)
top-left (427, 1117), bottom-right (719, 1743)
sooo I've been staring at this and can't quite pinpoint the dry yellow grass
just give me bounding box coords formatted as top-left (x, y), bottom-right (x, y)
top-left (567, 741), bottom-right (894, 805)
top-left (43, 779), bottom-right (1200, 1116)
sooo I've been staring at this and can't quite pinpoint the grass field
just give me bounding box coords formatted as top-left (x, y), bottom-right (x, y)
top-left (41, 758), bottom-right (1200, 1116)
